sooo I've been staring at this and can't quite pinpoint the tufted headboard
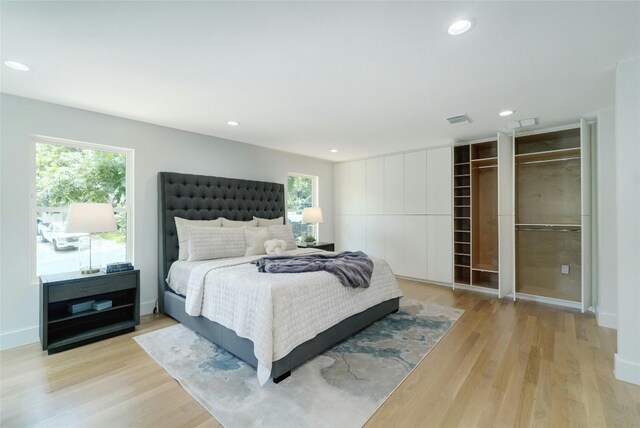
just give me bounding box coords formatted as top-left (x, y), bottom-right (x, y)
top-left (157, 172), bottom-right (285, 310)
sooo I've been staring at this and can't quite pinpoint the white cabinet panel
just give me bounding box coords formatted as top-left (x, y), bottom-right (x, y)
top-left (581, 120), bottom-right (593, 216)
top-left (498, 215), bottom-right (514, 298)
top-left (340, 215), bottom-right (366, 252)
top-left (403, 216), bottom-right (428, 279)
top-left (335, 215), bottom-right (345, 252)
top-left (384, 155), bottom-right (404, 214)
top-left (366, 158), bottom-right (384, 215)
top-left (366, 216), bottom-right (385, 258)
top-left (404, 151), bottom-right (427, 214)
top-left (498, 132), bottom-right (514, 216)
top-left (383, 215), bottom-right (404, 275)
top-left (427, 215), bottom-right (452, 284)
top-left (582, 215), bottom-right (592, 312)
top-left (349, 160), bottom-right (366, 215)
top-left (334, 163), bottom-right (349, 215)
top-left (426, 147), bottom-right (452, 215)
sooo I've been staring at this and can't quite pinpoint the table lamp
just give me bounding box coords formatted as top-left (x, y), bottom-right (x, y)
top-left (302, 207), bottom-right (323, 243)
top-left (65, 203), bottom-right (117, 274)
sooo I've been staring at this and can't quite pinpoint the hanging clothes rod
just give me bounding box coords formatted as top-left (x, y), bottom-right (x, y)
top-left (517, 227), bottom-right (581, 232)
top-left (472, 165), bottom-right (497, 170)
top-left (518, 156), bottom-right (580, 166)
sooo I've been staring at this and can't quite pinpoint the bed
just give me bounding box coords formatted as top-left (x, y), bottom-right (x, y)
top-left (158, 171), bottom-right (401, 383)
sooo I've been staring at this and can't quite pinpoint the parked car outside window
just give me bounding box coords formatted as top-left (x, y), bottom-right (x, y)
top-left (40, 222), bottom-right (84, 251)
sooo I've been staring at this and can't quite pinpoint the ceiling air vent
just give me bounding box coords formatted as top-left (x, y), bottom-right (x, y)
top-left (507, 117), bottom-right (538, 130)
top-left (446, 114), bottom-right (471, 125)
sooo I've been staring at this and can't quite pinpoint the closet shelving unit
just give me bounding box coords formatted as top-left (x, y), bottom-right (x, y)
top-left (453, 140), bottom-right (499, 293)
top-left (453, 145), bottom-right (471, 285)
top-left (513, 122), bottom-right (592, 311)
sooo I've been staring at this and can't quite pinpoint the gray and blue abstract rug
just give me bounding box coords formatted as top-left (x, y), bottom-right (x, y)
top-left (135, 298), bottom-right (463, 428)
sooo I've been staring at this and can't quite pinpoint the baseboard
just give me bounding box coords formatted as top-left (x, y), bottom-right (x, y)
top-left (140, 299), bottom-right (157, 316)
top-left (0, 300), bottom-right (157, 351)
top-left (596, 307), bottom-right (618, 329)
top-left (0, 326), bottom-right (39, 351)
top-left (615, 354), bottom-right (640, 385)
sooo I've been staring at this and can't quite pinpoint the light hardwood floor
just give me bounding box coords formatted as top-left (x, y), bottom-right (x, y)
top-left (2, 279), bottom-right (639, 427)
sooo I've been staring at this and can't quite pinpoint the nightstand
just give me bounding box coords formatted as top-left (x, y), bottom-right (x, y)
top-left (297, 242), bottom-right (335, 251)
top-left (40, 269), bottom-right (140, 354)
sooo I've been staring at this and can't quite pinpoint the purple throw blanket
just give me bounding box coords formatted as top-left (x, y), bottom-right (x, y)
top-left (254, 251), bottom-right (374, 288)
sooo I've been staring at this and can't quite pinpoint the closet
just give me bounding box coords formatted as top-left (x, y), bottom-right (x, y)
top-left (453, 140), bottom-right (500, 291)
top-left (514, 122), bottom-right (592, 310)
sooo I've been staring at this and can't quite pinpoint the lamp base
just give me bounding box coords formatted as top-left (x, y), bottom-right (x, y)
top-left (80, 267), bottom-right (100, 274)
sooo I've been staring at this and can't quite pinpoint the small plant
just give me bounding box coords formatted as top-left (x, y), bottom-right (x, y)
top-left (303, 234), bottom-right (316, 243)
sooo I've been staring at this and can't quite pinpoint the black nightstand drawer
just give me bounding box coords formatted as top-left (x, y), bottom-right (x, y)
top-left (297, 242), bottom-right (335, 251)
top-left (49, 273), bottom-right (137, 303)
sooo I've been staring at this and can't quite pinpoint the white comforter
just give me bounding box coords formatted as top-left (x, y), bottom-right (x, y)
top-left (167, 248), bottom-right (402, 385)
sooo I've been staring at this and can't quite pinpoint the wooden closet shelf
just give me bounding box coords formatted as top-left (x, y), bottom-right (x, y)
top-left (515, 147), bottom-right (580, 163)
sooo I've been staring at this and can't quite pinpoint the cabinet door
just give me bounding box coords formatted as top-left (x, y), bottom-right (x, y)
top-left (581, 119), bottom-right (592, 216)
top-left (366, 216), bottom-right (385, 258)
top-left (366, 158), bottom-right (384, 215)
top-left (350, 161), bottom-right (366, 215)
top-left (383, 215), bottom-right (404, 275)
top-left (340, 215), bottom-right (366, 251)
top-left (384, 155), bottom-right (404, 214)
top-left (403, 216), bottom-right (428, 279)
top-left (498, 215), bottom-right (515, 299)
top-left (426, 147), bottom-right (452, 215)
top-left (427, 215), bottom-right (452, 284)
top-left (497, 132), bottom-right (514, 216)
top-left (404, 151), bottom-right (427, 214)
top-left (334, 164), bottom-right (349, 215)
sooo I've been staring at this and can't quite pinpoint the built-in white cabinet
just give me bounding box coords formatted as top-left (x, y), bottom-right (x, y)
top-left (383, 215), bottom-right (404, 275)
top-left (384, 155), bottom-right (404, 215)
top-left (349, 160), bottom-right (366, 215)
top-left (334, 163), bottom-right (349, 215)
top-left (427, 215), bottom-right (452, 284)
top-left (366, 157), bottom-right (384, 215)
top-left (334, 145), bottom-right (454, 286)
top-left (402, 216), bottom-right (428, 279)
top-left (426, 147), bottom-right (452, 215)
top-left (404, 151), bottom-right (427, 214)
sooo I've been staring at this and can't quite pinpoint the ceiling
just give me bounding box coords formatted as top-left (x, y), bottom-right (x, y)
top-left (1, 1), bottom-right (639, 161)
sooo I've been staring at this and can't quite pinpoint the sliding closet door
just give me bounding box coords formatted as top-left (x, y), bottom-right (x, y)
top-left (366, 157), bottom-right (384, 215)
top-left (404, 151), bottom-right (427, 214)
top-left (403, 216), bottom-right (428, 279)
top-left (427, 215), bottom-right (452, 283)
top-left (581, 119), bottom-right (593, 312)
top-left (384, 155), bottom-right (404, 215)
top-left (366, 215), bottom-right (385, 258)
top-left (426, 146), bottom-right (452, 215)
top-left (383, 215), bottom-right (404, 275)
top-left (349, 160), bottom-right (366, 215)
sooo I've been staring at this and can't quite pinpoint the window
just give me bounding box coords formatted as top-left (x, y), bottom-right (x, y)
top-left (31, 136), bottom-right (133, 279)
top-left (287, 173), bottom-right (318, 240)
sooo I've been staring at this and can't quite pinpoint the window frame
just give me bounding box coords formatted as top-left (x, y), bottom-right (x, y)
top-left (286, 172), bottom-right (319, 240)
top-left (29, 135), bottom-right (134, 283)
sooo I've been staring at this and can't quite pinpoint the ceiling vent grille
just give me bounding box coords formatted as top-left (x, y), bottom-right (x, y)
top-left (446, 114), bottom-right (471, 125)
top-left (507, 117), bottom-right (538, 130)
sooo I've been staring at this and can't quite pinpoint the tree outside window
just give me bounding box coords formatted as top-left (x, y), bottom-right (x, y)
top-left (287, 174), bottom-right (317, 239)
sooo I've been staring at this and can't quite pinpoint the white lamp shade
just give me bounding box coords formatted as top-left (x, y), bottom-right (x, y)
top-left (302, 207), bottom-right (323, 224)
top-left (65, 203), bottom-right (117, 233)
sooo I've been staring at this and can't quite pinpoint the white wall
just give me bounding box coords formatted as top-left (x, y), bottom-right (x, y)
top-left (0, 94), bottom-right (335, 350)
top-left (596, 108), bottom-right (617, 328)
top-left (614, 57), bottom-right (640, 385)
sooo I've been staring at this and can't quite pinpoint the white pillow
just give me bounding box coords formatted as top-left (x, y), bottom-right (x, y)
top-left (187, 225), bottom-right (246, 261)
top-left (244, 227), bottom-right (268, 256)
top-left (222, 218), bottom-right (258, 228)
top-left (253, 216), bottom-right (284, 227)
top-left (268, 224), bottom-right (297, 250)
top-left (175, 217), bottom-right (222, 261)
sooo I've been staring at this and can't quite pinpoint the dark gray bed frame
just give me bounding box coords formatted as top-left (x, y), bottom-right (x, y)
top-left (158, 171), bottom-right (399, 382)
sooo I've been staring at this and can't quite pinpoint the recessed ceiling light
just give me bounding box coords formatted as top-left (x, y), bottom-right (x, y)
top-left (447, 19), bottom-right (472, 36)
top-left (4, 60), bottom-right (30, 71)
top-left (227, 121), bottom-right (239, 126)
top-left (499, 110), bottom-right (515, 117)
top-left (330, 149), bottom-right (338, 153)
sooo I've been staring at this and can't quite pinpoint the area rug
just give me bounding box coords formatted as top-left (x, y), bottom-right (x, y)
top-left (134, 298), bottom-right (463, 428)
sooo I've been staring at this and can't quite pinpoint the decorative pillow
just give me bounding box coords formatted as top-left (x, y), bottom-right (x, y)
top-left (253, 216), bottom-right (284, 227)
top-left (175, 217), bottom-right (222, 261)
top-left (187, 225), bottom-right (246, 261)
top-left (264, 239), bottom-right (287, 256)
top-left (244, 227), bottom-right (269, 256)
top-left (268, 224), bottom-right (297, 250)
top-left (222, 218), bottom-right (258, 228)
